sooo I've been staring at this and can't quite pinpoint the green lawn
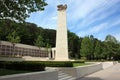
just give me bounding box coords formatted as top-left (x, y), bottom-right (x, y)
top-left (73, 63), bottom-right (88, 67)
top-left (0, 69), bottom-right (29, 76)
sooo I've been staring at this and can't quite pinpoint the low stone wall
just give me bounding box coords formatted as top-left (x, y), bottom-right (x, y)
top-left (22, 56), bottom-right (49, 61)
top-left (0, 62), bottom-right (118, 80)
top-left (76, 63), bottom-right (102, 78)
top-left (113, 61), bottom-right (118, 64)
top-left (58, 62), bottom-right (118, 79)
top-left (0, 70), bottom-right (58, 80)
top-left (0, 57), bottom-right (49, 61)
top-left (102, 61), bottom-right (118, 69)
top-left (0, 57), bottom-right (24, 61)
top-left (58, 63), bottom-right (103, 79)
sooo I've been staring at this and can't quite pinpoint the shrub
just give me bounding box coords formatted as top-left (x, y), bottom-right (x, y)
top-left (0, 60), bottom-right (85, 69)
top-left (0, 61), bottom-right (45, 71)
top-left (0, 61), bottom-right (5, 68)
top-left (71, 60), bottom-right (85, 63)
top-left (39, 61), bottom-right (73, 67)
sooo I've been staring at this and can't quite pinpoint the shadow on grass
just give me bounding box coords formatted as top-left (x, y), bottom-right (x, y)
top-left (77, 77), bottom-right (104, 80)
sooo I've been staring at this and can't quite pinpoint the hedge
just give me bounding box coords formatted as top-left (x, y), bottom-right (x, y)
top-left (40, 61), bottom-right (73, 67)
top-left (0, 60), bottom-right (85, 70)
top-left (0, 61), bottom-right (45, 71)
top-left (27, 61), bottom-right (85, 67)
top-left (71, 60), bottom-right (85, 63)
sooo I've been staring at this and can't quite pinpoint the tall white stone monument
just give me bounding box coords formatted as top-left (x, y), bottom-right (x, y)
top-left (55, 4), bottom-right (69, 61)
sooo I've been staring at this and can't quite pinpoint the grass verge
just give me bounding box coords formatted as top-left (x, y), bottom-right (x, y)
top-left (73, 63), bottom-right (88, 67)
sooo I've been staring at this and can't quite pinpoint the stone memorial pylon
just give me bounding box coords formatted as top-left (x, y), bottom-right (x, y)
top-left (55, 4), bottom-right (69, 61)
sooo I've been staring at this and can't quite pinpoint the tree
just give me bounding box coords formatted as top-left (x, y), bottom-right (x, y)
top-left (105, 35), bottom-right (118, 44)
top-left (101, 42), bottom-right (108, 60)
top-left (104, 35), bottom-right (119, 60)
top-left (89, 35), bottom-right (94, 59)
top-left (94, 40), bottom-right (102, 60)
top-left (0, 29), bottom-right (1, 41)
top-left (34, 35), bottom-right (44, 48)
top-left (116, 44), bottom-right (120, 60)
top-left (0, 19), bottom-right (16, 41)
top-left (7, 30), bottom-right (20, 56)
top-left (0, 29), bottom-right (1, 44)
top-left (45, 39), bottom-right (51, 53)
top-left (80, 36), bottom-right (94, 60)
top-left (0, 0), bottom-right (47, 22)
top-left (111, 43), bottom-right (120, 60)
top-left (34, 35), bottom-right (44, 57)
top-left (68, 31), bottom-right (80, 59)
top-left (42, 29), bottom-right (56, 47)
top-left (23, 23), bottom-right (41, 45)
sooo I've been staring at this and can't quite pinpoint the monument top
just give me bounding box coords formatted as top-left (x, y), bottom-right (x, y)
top-left (57, 4), bottom-right (67, 11)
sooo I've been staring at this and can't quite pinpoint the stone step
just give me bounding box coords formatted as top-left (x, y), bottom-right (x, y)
top-left (58, 75), bottom-right (70, 79)
top-left (58, 72), bottom-right (66, 76)
top-left (67, 78), bottom-right (76, 80)
top-left (58, 71), bottom-right (76, 80)
top-left (59, 76), bottom-right (73, 80)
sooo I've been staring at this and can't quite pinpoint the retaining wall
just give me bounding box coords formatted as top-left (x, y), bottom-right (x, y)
top-left (0, 57), bottom-right (49, 61)
top-left (58, 63), bottom-right (102, 79)
top-left (0, 70), bottom-right (58, 80)
top-left (102, 61), bottom-right (118, 69)
top-left (58, 62), bottom-right (118, 79)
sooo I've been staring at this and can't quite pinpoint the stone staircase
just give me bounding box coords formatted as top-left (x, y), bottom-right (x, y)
top-left (46, 67), bottom-right (76, 80)
top-left (58, 71), bottom-right (76, 80)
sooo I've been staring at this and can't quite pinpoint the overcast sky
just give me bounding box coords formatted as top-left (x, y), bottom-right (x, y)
top-left (26, 0), bottom-right (120, 41)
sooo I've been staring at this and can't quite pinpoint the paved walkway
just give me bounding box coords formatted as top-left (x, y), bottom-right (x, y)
top-left (77, 63), bottom-right (120, 80)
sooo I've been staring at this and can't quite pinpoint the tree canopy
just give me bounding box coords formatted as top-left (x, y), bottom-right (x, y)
top-left (105, 34), bottom-right (118, 44)
top-left (0, 0), bottom-right (47, 22)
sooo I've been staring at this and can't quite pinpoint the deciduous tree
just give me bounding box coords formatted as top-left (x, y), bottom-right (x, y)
top-left (7, 30), bottom-right (20, 56)
top-left (80, 36), bottom-right (94, 60)
top-left (34, 35), bottom-right (44, 48)
top-left (0, 0), bottom-right (47, 22)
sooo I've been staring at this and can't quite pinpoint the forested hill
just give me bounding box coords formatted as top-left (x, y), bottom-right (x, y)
top-left (0, 19), bottom-right (56, 47)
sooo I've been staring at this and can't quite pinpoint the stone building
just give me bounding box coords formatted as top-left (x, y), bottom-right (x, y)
top-left (0, 41), bottom-right (48, 59)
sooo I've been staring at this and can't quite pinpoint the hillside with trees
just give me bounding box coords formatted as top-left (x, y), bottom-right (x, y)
top-left (0, 19), bottom-right (120, 60)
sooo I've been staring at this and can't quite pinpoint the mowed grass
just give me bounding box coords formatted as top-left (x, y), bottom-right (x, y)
top-left (0, 69), bottom-right (29, 76)
top-left (73, 63), bottom-right (88, 67)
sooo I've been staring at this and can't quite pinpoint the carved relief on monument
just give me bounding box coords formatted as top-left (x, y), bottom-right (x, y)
top-left (57, 4), bottom-right (67, 11)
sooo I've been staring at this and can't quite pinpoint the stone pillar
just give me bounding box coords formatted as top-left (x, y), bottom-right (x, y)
top-left (55, 4), bottom-right (69, 61)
